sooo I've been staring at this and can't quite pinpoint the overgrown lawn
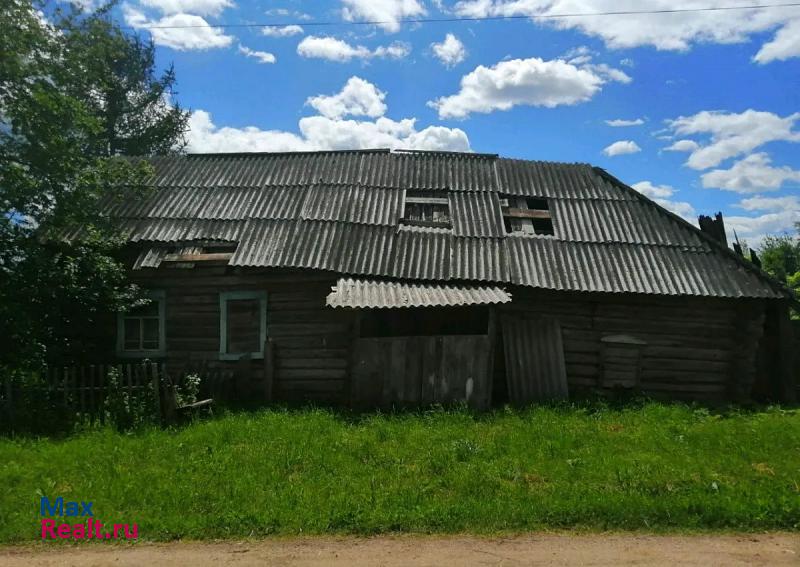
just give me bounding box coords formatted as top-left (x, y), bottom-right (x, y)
top-left (1, 403), bottom-right (799, 542)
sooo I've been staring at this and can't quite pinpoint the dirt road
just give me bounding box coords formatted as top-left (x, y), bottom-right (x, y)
top-left (1, 533), bottom-right (797, 566)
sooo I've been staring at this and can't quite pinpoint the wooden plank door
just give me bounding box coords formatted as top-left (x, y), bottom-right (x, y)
top-left (501, 315), bottom-right (568, 404)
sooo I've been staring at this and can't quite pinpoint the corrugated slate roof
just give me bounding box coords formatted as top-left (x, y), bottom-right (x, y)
top-left (327, 278), bottom-right (511, 309)
top-left (111, 150), bottom-right (785, 299)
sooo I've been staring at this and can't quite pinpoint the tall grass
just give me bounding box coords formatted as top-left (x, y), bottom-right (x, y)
top-left (1, 403), bottom-right (798, 542)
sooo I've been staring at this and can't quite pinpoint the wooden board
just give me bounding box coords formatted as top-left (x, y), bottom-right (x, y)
top-left (351, 335), bottom-right (491, 409)
top-left (501, 314), bottom-right (568, 404)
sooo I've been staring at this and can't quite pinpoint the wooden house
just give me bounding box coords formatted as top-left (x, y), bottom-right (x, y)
top-left (85, 149), bottom-right (796, 407)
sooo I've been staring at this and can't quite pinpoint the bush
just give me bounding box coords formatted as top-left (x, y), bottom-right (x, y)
top-left (102, 367), bottom-right (159, 431)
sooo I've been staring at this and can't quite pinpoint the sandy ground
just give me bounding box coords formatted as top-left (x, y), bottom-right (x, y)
top-left (1, 534), bottom-right (798, 566)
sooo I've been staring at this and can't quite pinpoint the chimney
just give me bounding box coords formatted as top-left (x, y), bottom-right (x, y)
top-left (698, 212), bottom-right (728, 248)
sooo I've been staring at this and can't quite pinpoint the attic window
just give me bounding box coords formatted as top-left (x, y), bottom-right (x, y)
top-left (162, 243), bottom-right (238, 266)
top-left (501, 196), bottom-right (554, 236)
top-left (401, 190), bottom-right (451, 229)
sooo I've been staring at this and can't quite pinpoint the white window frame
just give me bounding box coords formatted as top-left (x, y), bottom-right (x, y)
top-left (219, 291), bottom-right (268, 361)
top-left (116, 290), bottom-right (166, 358)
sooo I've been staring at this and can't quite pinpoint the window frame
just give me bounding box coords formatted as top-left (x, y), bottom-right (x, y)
top-left (116, 290), bottom-right (166, 358)
top-left (500, 195), bottom-right (555, 236)
top-left (400, 190), bottom-right (453, 229)
top-left (219, 290), bottom-right (268, 361)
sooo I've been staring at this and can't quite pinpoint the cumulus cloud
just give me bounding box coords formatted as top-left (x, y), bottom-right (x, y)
top-left (605, 118), bottom-right (644, 127)
top-left (237, 45), bottom-right (276, 64)
top-left (725, 209), bottom-right (800, 247)
top-left (139, 0), bottom-right (232, 16)
top-left (452, 0), bottom-right (800, 61)
top-left (306, 76), bottom-right (387, 119)
top-left (123, 7), bottom-right (233, 50)
top-left (431, 33), bottom-right (467, 67)
top-left (664, 139), bottom-right (700, 152)
top-left (754, 19), bottom-right (800, 63)
top-left (632, 181), bottom-right (696, 221)
top-left (603, 140), bottom-right (641, 157)
top-left (261, 24), bottom-right (304, 37)
top-left (341, 0), bottom-right (426, 33)
top-left (665, 109), bottom-right (800, 170)
top-left (186, 77), bottom-right (471, 153)
top-left (429, 55), bottom-right (628, 119)
top-left (297, 36), bottom-right (411, 62)
top-left (736, 195), bottom-right (800, 212)
top-left (700, 153), bottom-right (800, 193)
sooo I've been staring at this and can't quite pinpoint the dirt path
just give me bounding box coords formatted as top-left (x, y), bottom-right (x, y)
top-left (1, 534), bottom-right (797, 566)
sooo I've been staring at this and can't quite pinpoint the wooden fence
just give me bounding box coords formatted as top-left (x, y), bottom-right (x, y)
top-left (1, 362), bottom-right (164, 428)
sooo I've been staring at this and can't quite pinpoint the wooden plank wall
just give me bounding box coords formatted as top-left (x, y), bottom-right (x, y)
top-left (130, 266), bottom-right (355, 404)
top-left (351, 335), bottom-right (491, 409)
top-left (504, 288), bottom-right (767, 401)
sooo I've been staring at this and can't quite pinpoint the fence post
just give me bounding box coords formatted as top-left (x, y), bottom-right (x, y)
top-left (151, 362), bottom-right (161, 424)
top-left (4, 376), bottom-right (13, 431)
top-left (263, 338), bottom-right (275, 402)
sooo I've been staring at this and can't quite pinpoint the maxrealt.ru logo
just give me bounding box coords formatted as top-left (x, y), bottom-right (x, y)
top-left (40, 497), bottom-right (138, 540)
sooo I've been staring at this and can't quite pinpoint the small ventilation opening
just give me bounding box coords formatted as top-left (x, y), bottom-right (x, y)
top-left (501, 195), bottom-right (554, 236)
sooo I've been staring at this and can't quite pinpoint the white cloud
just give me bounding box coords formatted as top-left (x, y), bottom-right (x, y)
top-left (726, 209), bottom-right (800, 247)
top-left (431, 33), bottom-right (467, 67)
top-left (265, 8), bottom-right (312, 20)
top-left (188, 111), bottom-right (471, 153)
top-left (306, 76), bottom-right (387, 119)
top-left (341, 0), bottom-right (426, 33)
top-left (605, 118), bottom-right (644, 127)
top-left (139, 0), bottom-right (232, 16)
top-left (700, 153), bottom-right (800, 193)
top-left (664, 139), bottom-right (700, 152)
top-left (452, 0), bottom-right (800, 61)
top-left (632, 181), bottom-right (696, 221)
top-left (736, 195), bottom-right (800, 212)
top-left (754, 19), bottom-right (800, 63)
top-left (123, 7), bottom-right (233, 50)
top-left (429, 55), bottom-right (628, 119)
top-left (186, 77), bottom-right (471, 153)
top-left (261, 25), bottom-right (304, 37)
top-left (297, 36), bottom-right (411, 62)
top-left (666, 110), bottom-right (800, 170)
top-left (238, 45), bottom-right (276, 64)
top-left (603, 140), bottom-right (641, 157)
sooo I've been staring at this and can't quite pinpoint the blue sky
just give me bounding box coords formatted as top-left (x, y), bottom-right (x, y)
top-left (75, 0), bottom-right (800, 246)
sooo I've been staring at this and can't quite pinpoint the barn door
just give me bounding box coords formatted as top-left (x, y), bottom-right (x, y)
top-left (501, 315), bottom-right (568, 404)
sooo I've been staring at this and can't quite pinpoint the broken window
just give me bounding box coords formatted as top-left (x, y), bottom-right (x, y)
top-left (501, 196), bottom-right (554, 236)
top-left (219, 291), bottom-right (267, 360)
top-left (401, 190), bottom-right (451, 229)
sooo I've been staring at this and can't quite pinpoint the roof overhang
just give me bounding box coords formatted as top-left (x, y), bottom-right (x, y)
top-left (326, 278), bottom-right (512, 309)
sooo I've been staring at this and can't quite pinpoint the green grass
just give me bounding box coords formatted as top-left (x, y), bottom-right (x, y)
top-left (1, 403), bottom-right (799, 542)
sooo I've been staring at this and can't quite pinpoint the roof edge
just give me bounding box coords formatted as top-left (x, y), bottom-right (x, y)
top-left (592, 166), bottom-right (796, 302)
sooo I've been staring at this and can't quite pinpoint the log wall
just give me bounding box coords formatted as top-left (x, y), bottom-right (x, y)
top-left (129, 265), bottom-right (355, 403)
top-left (503, 288), bottom-right (767, 401)
top-left (122, 266), bottom-right (770, 405)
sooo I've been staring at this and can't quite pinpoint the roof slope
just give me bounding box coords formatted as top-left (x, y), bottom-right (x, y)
top-left (104, 149), bottom-right (785, 299)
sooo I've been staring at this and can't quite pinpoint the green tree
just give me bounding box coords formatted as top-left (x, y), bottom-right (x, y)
top-left (0, 1), bottom-right (187, 370)
top-left (758, 224), bottom-right (800, 293)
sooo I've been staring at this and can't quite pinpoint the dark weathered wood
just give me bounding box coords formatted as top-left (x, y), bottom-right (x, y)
top-left (502, 207), bottom-right (552, 220)
top-left (263, 339), bottom-right (275, 402)
top-left (163, 252), bottom-right (234, 262)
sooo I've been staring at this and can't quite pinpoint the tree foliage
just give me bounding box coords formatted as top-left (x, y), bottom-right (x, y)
top-left (758, 223), bottom-right (800, 294)
top-left (0, 1), bottom-right (189, 370)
